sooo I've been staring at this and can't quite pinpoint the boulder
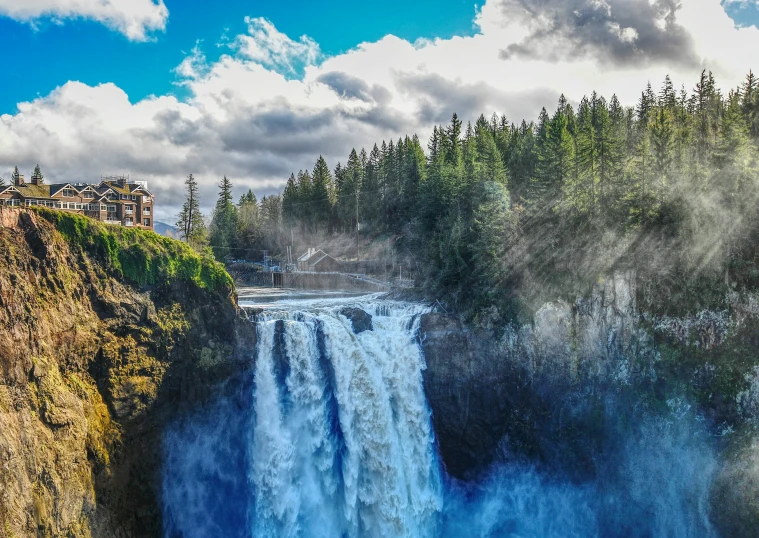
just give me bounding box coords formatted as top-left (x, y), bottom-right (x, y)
top-left (340, 308), bottom-right (373, 333)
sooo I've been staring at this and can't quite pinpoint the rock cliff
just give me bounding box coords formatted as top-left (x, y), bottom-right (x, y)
top-left (0, 208), bottom-right (252, 537)
top-left (420, 271), bottom-right (759, 535)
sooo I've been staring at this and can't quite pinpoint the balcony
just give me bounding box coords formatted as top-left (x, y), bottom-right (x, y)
top-left (143, 208), bottom-right (151, 215)
top-left (125, 209), bottom-right (134, 215)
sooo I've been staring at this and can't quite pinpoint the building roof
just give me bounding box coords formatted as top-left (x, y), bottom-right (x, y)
top-left (99, 181), bottom-right (153, 197)
top-left (100, 182), bottom-right (131, 195)
top-left (15, 183), bottom-right (52, 199)
top-left (48, 183), bottom-right (74, 196)
top-left (305, 250), bottom-right (339, 267)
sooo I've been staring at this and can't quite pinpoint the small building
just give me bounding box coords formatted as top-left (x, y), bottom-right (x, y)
top-left (0, 169), bottom-right (155, 230)
top-left (297, 249), bottom-right (342, 273)
top-left (297, 248), bottom-right (316, 271)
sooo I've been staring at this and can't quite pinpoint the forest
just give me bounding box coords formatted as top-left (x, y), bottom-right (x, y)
top-left (182, 69), bottom-right (759, 321)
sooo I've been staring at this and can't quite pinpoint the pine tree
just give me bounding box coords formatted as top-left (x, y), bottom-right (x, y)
top-left (474, 114), bottom-right (507, 186)
top-left (296, 169), bottom-right (313, 229)
top-left (649, 107), bottom-right (675, 204)
top-left (742, 70), bottom-right (759, 138)
top-left (209, 176), bottom-right (238, 260)
top-left (176, 174), bottom-right (207, 250)
top-left (237, 189), bottom-right (260, 257)
top-left (533, 98), bottom-right (575, 215)
top-left (32, 164), bottom-right (43, 184)
top-left (282, 173), bottom-right (298, 227)
top-left (11, 166), bottom-right (20, 185)
top-left (311, 156), bottom-right (333, 230)
top-left (637, 82), bottom-right (657, 124)
top-left (659, 75), bottom-right (677, 109)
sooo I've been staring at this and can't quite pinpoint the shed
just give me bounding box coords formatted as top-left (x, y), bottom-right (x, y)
top-left (297, 249), bottom-right (341, 273)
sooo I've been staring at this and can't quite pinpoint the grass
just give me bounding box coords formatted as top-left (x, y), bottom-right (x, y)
top-left (33, 208), bottom-right (233, 292)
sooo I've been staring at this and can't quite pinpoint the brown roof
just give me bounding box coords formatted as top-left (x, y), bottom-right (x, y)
top-left (100, 182), bottom-right (131, 195)
top-left (15, 184), bottom-right (52, 198)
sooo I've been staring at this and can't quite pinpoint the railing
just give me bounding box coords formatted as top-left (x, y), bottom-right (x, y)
top-left (143, 208), bottom-right (151, 215)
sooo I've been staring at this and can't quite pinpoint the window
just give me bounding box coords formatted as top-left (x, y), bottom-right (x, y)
top-left (131, 195), bottom-right (137, 200)
top-left (143, 207), bottom-right (151, 215)
top-left (143, 218), bottom-right (151, 227)
top-left (83, 191), bottom-right (94, 198)
top-left (108, 205), bottom-right (116, 212)
top-left (62, 189), bottom-right (76, 197)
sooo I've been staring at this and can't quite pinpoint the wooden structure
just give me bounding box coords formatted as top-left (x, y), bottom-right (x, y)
top-left (0, 171), bottom-right (155, 230)
top-left (296, 249), bottom-right (342, 273)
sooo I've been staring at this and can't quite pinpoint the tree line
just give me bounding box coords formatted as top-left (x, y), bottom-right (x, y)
top-left (180, 69), bottom-right (759, 319)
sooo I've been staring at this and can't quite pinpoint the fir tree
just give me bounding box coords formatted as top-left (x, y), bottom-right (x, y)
top-left (176, 174), bottom-right (207, 250)
top-left (209, 176), bottom-right (238, 260)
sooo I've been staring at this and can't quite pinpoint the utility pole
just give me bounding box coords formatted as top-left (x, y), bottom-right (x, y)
top-left (355, 187), bottom-right (360, 263)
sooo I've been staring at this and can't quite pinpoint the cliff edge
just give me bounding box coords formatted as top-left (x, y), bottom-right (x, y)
top-left (0, 207), bottom-right (252, 537)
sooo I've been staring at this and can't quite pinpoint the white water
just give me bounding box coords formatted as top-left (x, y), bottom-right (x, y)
top-left (163, 296), bottom-right (720, 538)
top-left (225, 299), bottom-right (442, 538)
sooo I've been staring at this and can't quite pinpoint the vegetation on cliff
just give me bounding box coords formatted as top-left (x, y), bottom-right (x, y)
top-left (33, 207), bottom-right (232, 292)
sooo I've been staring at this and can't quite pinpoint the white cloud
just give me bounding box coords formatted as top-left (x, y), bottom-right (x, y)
top-left (0, 0), bottom-right (757, 221)
top-left (0, 0), bottom-right (168, 41)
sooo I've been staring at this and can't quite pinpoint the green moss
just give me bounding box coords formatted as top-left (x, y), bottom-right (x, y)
top-left (32, 208), bottom-right (233, 292)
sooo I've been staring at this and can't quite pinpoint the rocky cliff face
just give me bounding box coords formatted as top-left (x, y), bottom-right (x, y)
top-left (0, 208), bottom-right (252, 537)
top-left (420, 270), bottom-right (759, 535)
top-left (420, 271), bottom-right (654, 477)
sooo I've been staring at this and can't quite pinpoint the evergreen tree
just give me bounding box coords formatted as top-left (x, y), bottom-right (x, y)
top-left (311, 156), bottom-right (333, 229)
top-left (649, 107), bottom-right (676, 204)
top-left (176, 174), bottom-right (207, 250)
top-left (282, 173), bottom-right (298, 227)
top-left (32, 164), bottom-right (43, 184)
top-left (209, 176), bottom-right (238, 260)
top-left (237, 190), bottom-right (260, 257)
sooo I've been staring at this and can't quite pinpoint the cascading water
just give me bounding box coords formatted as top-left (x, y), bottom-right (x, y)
top-left (164, 298), bottom-right (442, 538)
top-left (162, 295), bottom-right (720, 538)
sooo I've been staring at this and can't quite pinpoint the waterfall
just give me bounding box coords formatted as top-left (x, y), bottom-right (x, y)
top-left (164, 300), bottom-right (442, 538)
top-left (162, 297), bottom-right (719, 538)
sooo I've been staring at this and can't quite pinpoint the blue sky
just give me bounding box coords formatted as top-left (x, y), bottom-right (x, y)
top-left (0, 0), bottom-right (478, 114)
top-left (1, 0), bottom-right (755, 115)
top-left (1, 0), bottom-right (758, 219)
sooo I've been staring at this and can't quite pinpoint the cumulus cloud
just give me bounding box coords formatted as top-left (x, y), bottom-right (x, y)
top-left (0, 0), bottom-right (168, 41)
top-left (1, 0), bottom-right (758, 220)
top-left (485, 0), bottom-right (699, 67)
